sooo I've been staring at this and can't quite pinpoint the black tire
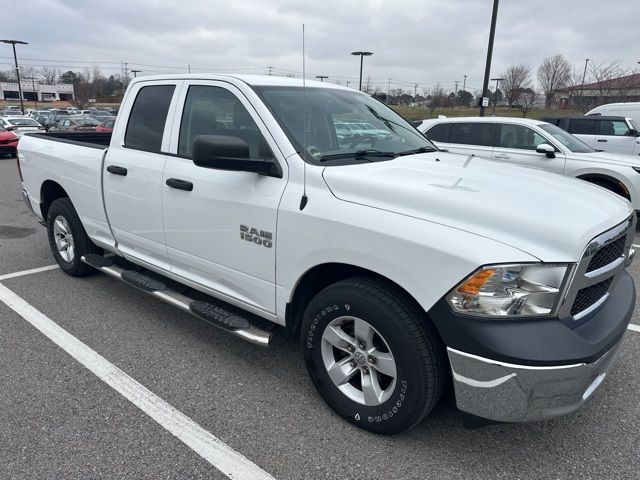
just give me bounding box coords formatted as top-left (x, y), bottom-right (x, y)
top-left (301, 277), bottom-right (445, 434)
top-left (46, 197), bottom-right (101, 277)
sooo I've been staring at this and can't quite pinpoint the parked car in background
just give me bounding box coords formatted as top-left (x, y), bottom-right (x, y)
top-left (88, 109), bottom-right (115, 122)
top-left (95, 117), bottom-right (116, 132)
top-left (0, 116), bottom-right (43, 137)
top-left (587, 102), bottom-right (640, 125)
top-left (49, 116), bottom-right (101, 132)
top-left (418, 116), bottom-right (640, 210)
top-left (44, 112), bottom-right (72, 131)
top-left (0, 125), bottom-right (19, 157)
top-left (543, 115), bottom-right (640, 156)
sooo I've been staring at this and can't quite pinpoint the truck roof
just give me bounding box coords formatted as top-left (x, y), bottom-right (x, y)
top-left (128, 73), bottom-right (351, 90)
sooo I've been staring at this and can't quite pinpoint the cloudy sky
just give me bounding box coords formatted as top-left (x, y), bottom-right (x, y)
top-left (2, 0), bottom-right (637, 93)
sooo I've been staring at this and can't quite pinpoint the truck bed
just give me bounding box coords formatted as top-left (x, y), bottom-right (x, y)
top-left (25, 132), bottom-right (112, 149)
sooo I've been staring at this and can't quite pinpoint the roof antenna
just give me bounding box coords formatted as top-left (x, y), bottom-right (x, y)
top-left (299, 23), bottom-right (309, 211)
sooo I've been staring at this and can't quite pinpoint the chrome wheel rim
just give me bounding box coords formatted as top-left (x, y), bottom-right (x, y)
top-left (53, 215), bottom-right (75, 262)
top-left (321, 316), bottom-right (397, 406)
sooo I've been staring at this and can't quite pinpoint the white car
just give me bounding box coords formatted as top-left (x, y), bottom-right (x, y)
top-left (417, 116), bottom-right (640, 211)
top-left (18, 75), bottom-right (636, 433)
top-left (587, 102), bottom-right (640, 125)
top-left (0, 116), bottom-right (43, 137)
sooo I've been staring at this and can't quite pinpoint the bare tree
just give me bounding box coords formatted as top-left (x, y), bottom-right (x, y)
top-left (537, 54), bottom-right (571, 108)
top-left (40, 66), bottom-right (58, 85)
top-left (427, 84), bottom-right (447, 117)
top-left (501, 64), bottom-right (532, 106)
top-left (519, 88), bottom-right (540, 117)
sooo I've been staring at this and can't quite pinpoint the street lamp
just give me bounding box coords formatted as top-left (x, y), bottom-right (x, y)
top-left (351, 51), bottom-right (373, 91)
top-left (131, 69), bottom-right (142, 78)
top-left (479, 0), bottom-right (499, 117)
top-left (462, 75), bottom-right (468, 92)
top-left (490, 77), bottom-right (504, 116)
top-left (315, 75), bottom-right (328, 82)
top-left (1, 39), bottom-right (28, 114)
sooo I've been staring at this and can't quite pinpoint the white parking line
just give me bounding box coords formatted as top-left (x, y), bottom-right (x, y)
top-left (633, 244), bottom-right (640, 249)
top-left (0, 282), bottom-right (275, 480)
top-left (628, 324), bottom-right (640, 333)
top-left (0, 264), bottom-right (58, 281)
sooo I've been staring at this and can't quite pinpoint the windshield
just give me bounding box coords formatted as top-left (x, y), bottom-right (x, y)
top-left (539, 123), bottom-right (594, 153)
top-left (8, 118), bottom-right (40, 127)
top-left (253, 86), bottom-right (436, 165)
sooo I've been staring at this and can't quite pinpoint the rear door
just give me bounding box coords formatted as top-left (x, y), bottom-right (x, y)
top-left (492, 123), bottom-right (565, 174)
top-left (594, 118), bottom-right (637, 154)
top-left (429, 122), bottom-right (495, 158)
top-left (567, 118), bottom-right (597, 148)
top-left (161, 80), bottom-right (287, 316)
top-left (103, 80), bottom-right (182, 270)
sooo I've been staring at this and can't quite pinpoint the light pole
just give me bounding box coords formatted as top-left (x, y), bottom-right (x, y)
top-left (1, 39), bottom-right (28, 114)
top-left (315, 75), bottom-right (328, 82)
top-left (581, 58), bottom-right (589, 86)
top-left (479, 0), bottom-right (499, 117)
top-left (351, 51), bottom-right (373, 91)
top-left (346, 81), bottom-right (351, 88)
top-left (490, 77), bottom-right (504, 116)
top-left (25, 77), bottom-right (38, 110)
top-left (462, 75), bottom-right (467, 92)
top-left (131, 69), bottom-right (142, 78)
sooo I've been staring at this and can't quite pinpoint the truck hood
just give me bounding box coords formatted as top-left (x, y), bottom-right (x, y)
top-left (569, 150), bottom-right (640, 167)
top-left (322, 152), bottom-right (633, 261)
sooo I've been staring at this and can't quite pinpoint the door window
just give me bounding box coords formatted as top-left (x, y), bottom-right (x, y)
top-left (497, 124), bottom-right (548, 150)
top-left (568, 119), bottom-right (597, 135)
top-left (178, 85), bottom-right (272, 159)
top-left (425, 123), bottom-right (451, 142)
top-left (598, 119), bottom-right (630, 136)
top-left (124, 85), bottom-right (176, 153)
top-left (448, 123), bottom-right (495, 146)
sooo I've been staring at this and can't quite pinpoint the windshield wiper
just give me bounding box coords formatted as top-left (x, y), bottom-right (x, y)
top-left (396, 146), bottom-right (437, 156)
top-left (319, 149), bottom-right (397, 162)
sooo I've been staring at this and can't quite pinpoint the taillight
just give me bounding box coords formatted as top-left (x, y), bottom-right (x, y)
top-left (16, 152), bottom-right (23, 182)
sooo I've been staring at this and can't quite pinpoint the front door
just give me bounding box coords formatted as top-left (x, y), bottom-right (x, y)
top-left (594, 118), bottom-right (637, 155)
top-left (161, 81), bottom-right (287, 316)
top-left (492, 123), bottom-right (566, 174)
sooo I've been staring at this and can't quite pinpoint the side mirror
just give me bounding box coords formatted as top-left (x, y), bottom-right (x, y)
top-left (536, 143), bottom-right (556, 158)
top-left (192, 135), bottom-right (281, 178)
top-left (628, 128), bottom-right (640, 137)
top-left (5, 126), bottom-right (14, 132)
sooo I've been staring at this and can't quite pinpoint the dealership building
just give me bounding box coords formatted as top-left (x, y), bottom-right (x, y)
top-left (0, 81), bottom-right (74, 102)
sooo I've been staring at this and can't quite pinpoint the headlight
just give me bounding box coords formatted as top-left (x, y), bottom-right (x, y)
top-left (446, 264), bottom-right (569, 317)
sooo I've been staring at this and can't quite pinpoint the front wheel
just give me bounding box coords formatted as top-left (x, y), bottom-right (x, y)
top-left (301, 277), bottom-right (445, 434)
top-left (46, 197), bottom-right (101, 276)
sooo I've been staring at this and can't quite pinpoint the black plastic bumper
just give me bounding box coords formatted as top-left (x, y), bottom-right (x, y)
top-left (428, 270), bottom-right (635, 366)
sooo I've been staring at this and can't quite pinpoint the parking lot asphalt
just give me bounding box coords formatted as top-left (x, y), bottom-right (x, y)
top-left (1, 156), bottom-right (640, 480)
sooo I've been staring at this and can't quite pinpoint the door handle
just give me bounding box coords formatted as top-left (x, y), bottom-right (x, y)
top-left (106, 165), bottom-right (127, 176)
top-left (597, 139), bottom-right (608, 143)
top-left (494, 154), bottom-right (510, 159)
top-left (166, 178), bottom-right (194, 191)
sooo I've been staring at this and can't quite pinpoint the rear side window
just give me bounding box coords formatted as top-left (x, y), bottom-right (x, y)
top-left (449, 122), bottom-right (495, 146)
top-left (569, 119), bottom-right (596, 135)
top-left (124, 85), bottom-right (176, 153)
top-left (598, 119), bottom-right (630, 136)
top-left (425, 123), bottom-right (451, 142)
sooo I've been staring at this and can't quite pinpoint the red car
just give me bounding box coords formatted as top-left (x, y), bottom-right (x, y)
top-left (0, 127), bottom-right (19, 157)
top-left (95, 117), bottom-right (116, 133)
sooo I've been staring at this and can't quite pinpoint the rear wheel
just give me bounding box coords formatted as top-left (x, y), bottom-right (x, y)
top-left (46, 197), bottom-right (101, 276)
top-left (301, 277), bottom-right (445, 434)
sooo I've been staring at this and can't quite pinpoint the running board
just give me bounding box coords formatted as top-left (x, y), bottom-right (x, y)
top-left (81, 254), bottom-right (272, 347)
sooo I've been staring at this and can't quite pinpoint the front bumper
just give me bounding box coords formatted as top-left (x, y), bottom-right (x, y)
top-left (448, 338), bottom-right (622, 422)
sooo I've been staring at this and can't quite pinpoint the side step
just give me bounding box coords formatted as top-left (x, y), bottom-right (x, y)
top-left (81, 254), bottom-right (272, 347)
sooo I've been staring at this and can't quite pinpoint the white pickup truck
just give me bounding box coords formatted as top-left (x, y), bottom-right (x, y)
top-left (18, 75), bottom-right (636, 434)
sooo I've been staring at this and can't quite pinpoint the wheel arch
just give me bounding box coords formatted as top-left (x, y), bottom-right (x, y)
top-left (285, 262), bottom-right (430, 336)
top-left (40, 180), bottom-right (70, 220)
top-left (576, 172), bottom-right (631, 201)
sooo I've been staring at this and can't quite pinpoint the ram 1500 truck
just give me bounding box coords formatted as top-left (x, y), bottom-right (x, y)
top-left (18, 75), bottom-right (636, 434)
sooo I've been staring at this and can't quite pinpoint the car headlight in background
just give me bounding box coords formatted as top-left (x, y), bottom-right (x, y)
top-left (446, 264), bottom-right (569, 317)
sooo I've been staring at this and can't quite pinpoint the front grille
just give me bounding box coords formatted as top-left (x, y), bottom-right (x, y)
top-left (570, 278), bottom-right (613, 316)
top-left (587, 235), bottom-right (626, 272)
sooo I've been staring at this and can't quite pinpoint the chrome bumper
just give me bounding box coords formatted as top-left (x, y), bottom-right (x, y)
top-left (448, 338), bottom-right (624, 422)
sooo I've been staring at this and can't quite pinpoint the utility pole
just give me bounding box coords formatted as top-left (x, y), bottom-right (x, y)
top-left (131, 69), bottom-right (141, 78)
top-left (346, 81), bottom-right (350, 88)
top-left (268, 66), bottom-right (273, 75)
top-left (479, 0), bottom-right (500, 117)
top-left (581, 58), bottom-right (589, 86)
top-left (1, 39), bottom-right (28, 114)
top-left (414, 84), bottom-right (418, 104)
top-left (25, 77), bottom-right (38, 110)
top-left (315, 75), bottom-right (328, 82)
top-left (463, 75), bottom-right (467, 92)
top-left (188, 64), bottom-right (191, 73)
top-left (351, 51), bottom-right (373, 91)
top-left (387, 78), bottom-right (391, 103)
top-left (454, 80), bottom-right (459, 93)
